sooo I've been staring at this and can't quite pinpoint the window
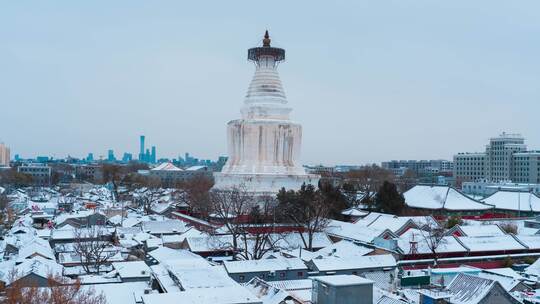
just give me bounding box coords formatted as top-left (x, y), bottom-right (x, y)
top-left (297, 272), bottom-right (304, 277)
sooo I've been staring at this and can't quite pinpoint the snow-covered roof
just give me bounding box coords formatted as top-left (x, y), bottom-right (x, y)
top-left (404, 185), bottom-right (493, 210)
top-left (456, 224), bottom-right (507, 237)
top-left (445, 273), bottom-right (518, 304)
top-left (184, 235), bottom-right (235, 252)
top-left (142, 286), bottom-right (262, 304)
top-left (54, 210), bottom-right (101, 225)
top-left (266, 279), bottom-right (313, 291)
top-left (513, 234), bottom-right (540, 250)
top-left (477, 270), bottom-right (524, 291)
top-left (482, 190), bottom-right (540, 212)
top-left (313, 240), bottom-right (374, 259)
top-left (312, 274), bottom-right (373, 287)
top-left (142, 220), bottom-right (188, 234)
top-left (326, 219), bottom-right (393, 244)
top-left (5, 256), bottom-right (64, 284)
top-left (112, 261), bottom-right (151, 279)
top-left (50, 226), bottom-right (112, 240)
top-left (185, 165), bottom-right (207, 171)
top-left (82, 281), bottom-right (149, 304)
top-left (341, 207), bottom-right (369, 217)
top-left (16, 238), bottom-right (55, 262)
top-left (147, 247), bottom-right (204, 264)
top-left (224, 257), bottom-right (307, 274)
top-left (525, 257), bottom-right (540, 276)
top-left (377, 296), bottom-right (408, 304)
top-left (270, 232), bottom-right (332, 250)
top-left (164, 264), bottom-right (237, 290)
top-left (397, 229), bottom-right (467, 255)
top-left (151, 162), bottom-right (183, 171)
top-left (457, 235), bottom-right (526, 252)
top-left (244, 277), bottom-right (290, 304)
top-left (311, 254), bottom-right (396, 272)
top-left (355, 213), bottom-right (417, 235)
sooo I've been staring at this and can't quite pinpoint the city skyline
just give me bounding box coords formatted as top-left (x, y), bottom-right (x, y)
top-left (2, 1), bottom-right (540, 165)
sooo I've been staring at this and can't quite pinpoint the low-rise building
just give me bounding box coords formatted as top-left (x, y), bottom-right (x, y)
top-left (311, 275), bottom-right (374, 304)
top-left (307, 254), bottom-right (397, 276)
top-left (224, 258), bottom-right (308, 283)
top-left (17, 163), bottom-right (51, 185)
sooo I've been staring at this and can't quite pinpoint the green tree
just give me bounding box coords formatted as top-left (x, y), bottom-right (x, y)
top-left (318, 182), bottom-right (348, 219)
top-left (446, 216), bottom-right (462, 229)
top-left (277, 184), bottom-right (330, 251)
top-left (374, 181), bottom-right (405, 214)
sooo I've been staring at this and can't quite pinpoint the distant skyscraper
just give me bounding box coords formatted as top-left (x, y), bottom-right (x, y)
top-left (122, 152), bottom-right (133, 162)
top-left (107, 149), bottom-right (116, 162)
top-left (145, 148), bottom-right (150, 163)
top-left (0, 143), bottom-right (10, 167)
top-left (139, 135), bottom-right (146, 162)
top-left (151, 146), bottom-right (156, 163)
top-left (86, 153), bottom-right (94, 162)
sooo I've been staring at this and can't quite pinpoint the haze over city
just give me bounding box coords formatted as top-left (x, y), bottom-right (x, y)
top-left (2, 1), bottom-right (539, 164)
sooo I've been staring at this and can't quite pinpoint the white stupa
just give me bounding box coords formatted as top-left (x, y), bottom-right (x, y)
top-left (213, 31), bottom-right (319, 194)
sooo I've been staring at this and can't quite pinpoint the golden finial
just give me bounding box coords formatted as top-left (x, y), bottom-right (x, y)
top-left (263, 30), bottom-right (271, 47)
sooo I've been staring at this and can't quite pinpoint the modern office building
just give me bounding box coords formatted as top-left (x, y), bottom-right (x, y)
top-left (0, 143), bottom-right (10, 167)
top-left (381, 159), bottom-right (453, 176)
top-left (454, 133), bottom-right (540, 184)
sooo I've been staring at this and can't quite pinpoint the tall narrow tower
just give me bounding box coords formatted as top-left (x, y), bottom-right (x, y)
top-left (139, 135), bottom-right (145, 162)
top-left (213, 31), bottom-right (319, 193)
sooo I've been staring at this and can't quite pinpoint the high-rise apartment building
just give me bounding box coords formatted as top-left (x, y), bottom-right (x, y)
top-left (0, 143), bottom-right (10, 167)
top-left (454, 133), bottom-right (540, 184)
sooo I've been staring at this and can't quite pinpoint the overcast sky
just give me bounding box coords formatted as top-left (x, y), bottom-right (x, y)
top-left (1, 1), bottom-right (539, 165)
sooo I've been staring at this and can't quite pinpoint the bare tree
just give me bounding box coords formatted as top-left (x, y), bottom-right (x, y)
top-left (418, 218), bottom-right (447, 266)
top-left (396, 169), bottom-right (418, 192)
top-left (237, 196), bottom-right (284, 260)
top-left (4, 272), bottom-right (106, 304)
top-left (277, 184), bottom-right (330, 251)
top-left (344, 165), bottom-right (395, 206)
top-left (135, 188), bottom-right (162, 215)
top-left (46, 275), bottom-right (107, 304)
top-left (176, 175), bottom-right (214, 218)
top-left (206, 186), bottom-right (287, 260)
top-left (73, 226), bottom-right (118, 274)
top-left (101, 164), bottom-right (122, 201)
top-left (208, 186), bottom-right (252, 254)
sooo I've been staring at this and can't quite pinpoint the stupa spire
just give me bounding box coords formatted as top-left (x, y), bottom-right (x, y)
top-left (263, 30), bottom-right (271, 47)
top-left (243, 31), bottom-right (290, 120)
